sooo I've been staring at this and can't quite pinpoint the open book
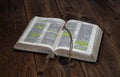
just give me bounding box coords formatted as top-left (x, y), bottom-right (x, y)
top-left (14, 16), bottom-right (103, 62)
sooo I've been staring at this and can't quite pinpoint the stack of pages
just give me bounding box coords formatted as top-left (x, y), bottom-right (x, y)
top-left (14, 16), bottom-right (103, 62)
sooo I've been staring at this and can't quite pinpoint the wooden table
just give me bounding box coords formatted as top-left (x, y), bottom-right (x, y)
top-left (0, 0), bottom-right (120, 77)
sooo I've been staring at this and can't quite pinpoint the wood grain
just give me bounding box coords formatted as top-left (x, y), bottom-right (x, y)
top-left (88, 0), bottom-right (120, 49)
top-left (0, 0), bottom-right (120, 77)
top-left (0, 0), bottom-right (37, 77)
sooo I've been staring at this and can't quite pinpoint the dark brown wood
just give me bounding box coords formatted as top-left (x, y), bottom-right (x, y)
top-left (0, 0), bottom-right (37, 77)
top-left (0, 0), bottom-right (120, 77)
top-left (88, 0), bottom-right (120, 49)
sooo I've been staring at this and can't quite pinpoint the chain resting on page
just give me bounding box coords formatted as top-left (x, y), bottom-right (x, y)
top-left (62, 24), bottom-right (73, 62)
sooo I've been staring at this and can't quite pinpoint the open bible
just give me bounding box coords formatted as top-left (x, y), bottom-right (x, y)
top-left (14, 16), bottom-right (103, 62)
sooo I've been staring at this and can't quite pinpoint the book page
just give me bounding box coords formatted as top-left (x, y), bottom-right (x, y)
top-left (40, 18), bottom-right (65, 48)
top-left (55, 20), bottom-right (78, 49)
top-left (23, 17), bottom-right (65, 50)
top-left (55, 20), bottom-right (94, 52)
top-left (73, 21), bottom-right (93, 51)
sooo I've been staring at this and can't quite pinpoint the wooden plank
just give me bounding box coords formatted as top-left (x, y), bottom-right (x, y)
top-left (0, 0), bottom-right (37, 77)
top-left (56, 0), bottom-right (97, 22)
top-left (24, 0), bottom-right (62, 21)
top-left (24, 0), bottom-right (86, 77)
top-left (88, 0), bottom-right (120, 50)
top-left (104, 0), bottom-right (120, 15)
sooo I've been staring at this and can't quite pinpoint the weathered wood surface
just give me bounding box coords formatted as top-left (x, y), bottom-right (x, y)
top-left (0, 0), bottom-right (120, 77)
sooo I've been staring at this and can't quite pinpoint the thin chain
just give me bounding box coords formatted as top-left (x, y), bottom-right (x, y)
top-left (62, 25), bottom-right (73, 62)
